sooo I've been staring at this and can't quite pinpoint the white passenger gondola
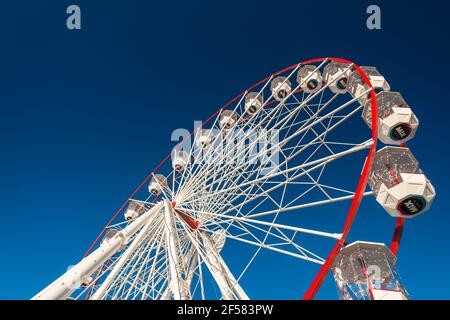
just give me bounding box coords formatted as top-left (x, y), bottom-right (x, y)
top-left (362, 91), bottom-right (419, 145)
top-left (369, 146), bottom-right (435, 218)
top-left (245, 92), bottom-right (263, 114)
top-left (195, 129), bottom-right (215, 149)
top-left (297, 65), bottom-right (322, 94)
top-left (172, 150), bottom-right (190, 172)
top-left (148, 174), bottom-right (167, 196)
top-left (348, 66), bottom-right (390, 105)
top-left (332, 241), bottom-right (409, 300)
top-left (124, 201), bottom-right (146, 220)
top-left (219, 110), bottom-right (238, 129)
top-left (101, 228), bottom-right (119, 245)
top-left (323, 61), bottom-right (352, 94)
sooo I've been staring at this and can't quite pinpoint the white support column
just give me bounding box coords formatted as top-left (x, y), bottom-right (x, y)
top-left (163, 199), bottom-right (190, 300)
top-left (184, 248), bottom-right (198, 288)
top-left (158, 288), bottom-right (171, 300)
top-left (199, 231), bottom-right (249, 300)
top-left (90, 206), bottom-right (162, 300)
top-left (32, 202), bottom-right (164, 300)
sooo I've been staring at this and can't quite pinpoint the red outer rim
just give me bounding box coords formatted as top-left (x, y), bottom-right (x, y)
top-left (82, 57), bottom-right (379, 300)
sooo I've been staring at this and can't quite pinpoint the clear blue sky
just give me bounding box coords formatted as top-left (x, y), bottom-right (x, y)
top-left (1, 0), bottom-right (449, 299)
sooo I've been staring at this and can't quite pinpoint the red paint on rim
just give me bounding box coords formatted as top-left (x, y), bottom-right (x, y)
top-left (82, 57), bottom-right (378, 300)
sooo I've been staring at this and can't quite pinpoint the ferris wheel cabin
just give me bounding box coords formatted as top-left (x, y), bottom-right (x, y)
top-left (219, 109), bottom-right (238, 129)
top-left (148, 174), bottom-right (167, 196)
top-left (323, 61), bottom-right (352, 94)
top-left (348, 66), bottom-right (390, 106)
top-left (124, 201), bottom-right (146, 220)
top-left (172, 150), bottom-right (190, 172)
top-left (195, 129), bottom-right (215, 149)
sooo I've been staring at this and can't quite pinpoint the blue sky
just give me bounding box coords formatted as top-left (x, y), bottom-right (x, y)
top-left (1, 0), bottom-right (449, 299)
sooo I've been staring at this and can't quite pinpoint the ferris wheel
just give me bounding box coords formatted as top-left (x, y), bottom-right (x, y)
top-left (33, 57), bottom-right (436, 300)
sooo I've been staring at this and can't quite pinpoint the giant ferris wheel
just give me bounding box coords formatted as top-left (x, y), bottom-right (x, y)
top-left (33, 58), bottom-right (436, 300)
